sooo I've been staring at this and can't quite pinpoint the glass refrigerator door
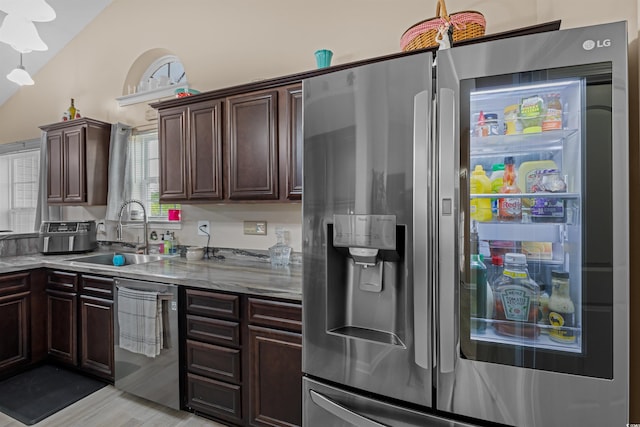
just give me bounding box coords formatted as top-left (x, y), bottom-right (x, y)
top-left (460, 63), bottom-right (613, 378)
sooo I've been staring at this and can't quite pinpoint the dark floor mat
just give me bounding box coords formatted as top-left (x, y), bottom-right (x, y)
top-left (0, 364), bottom-right (106, 425)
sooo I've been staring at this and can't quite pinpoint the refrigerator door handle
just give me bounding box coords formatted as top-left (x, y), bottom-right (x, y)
top-left (413, 90), bottom-right (431, 370)
top-left (438, 87), bottom-right (456, 374)
top-left (309, 390), bottom-right (388, 427)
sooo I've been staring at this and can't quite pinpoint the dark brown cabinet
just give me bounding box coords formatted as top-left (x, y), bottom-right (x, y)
top-left (79, 275), bottom-right (114, 380)
top-left (46, 270), bottom-right (114, 381)
top-left (226, 89), bottom-right (279, 201)
top-left (280, 84), bottom-right (303, 200)
top-left (182, 288), bottom-right (302, 427)
top-left (247, 298), bottom-right (302, 427)
top-left (40, 118), bottom-right (111, 205)
top-left (159, 99), bottom-right (224, 202)
top-left (0, 272), bottom-right (31, 373)
top-left (154, 82), bottom-right (302, 203)
top-left (46, 270), bottom-right (78, 365)
top-left (185, 289), bottom-right (244, 425)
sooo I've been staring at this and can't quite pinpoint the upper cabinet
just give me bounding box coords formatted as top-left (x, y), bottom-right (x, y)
top-left (158, 99), bottom-right (224, 202)
top-left (40, 118), bottom-right (111, 205)
top-left (154, 82), bottom-right (302, 203)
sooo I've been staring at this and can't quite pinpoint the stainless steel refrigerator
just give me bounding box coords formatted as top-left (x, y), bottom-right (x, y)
top-left (302, 21), bottom-right (629, 427)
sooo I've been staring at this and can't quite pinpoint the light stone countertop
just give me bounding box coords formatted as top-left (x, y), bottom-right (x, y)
top-left (0, 249), bottom-right (302, 301)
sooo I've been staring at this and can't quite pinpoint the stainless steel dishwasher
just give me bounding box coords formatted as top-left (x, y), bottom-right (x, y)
top-left (113, 278), bottom-right (179, 410)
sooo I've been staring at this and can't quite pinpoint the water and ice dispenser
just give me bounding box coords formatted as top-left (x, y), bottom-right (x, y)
top-left (326, 214), bottom-right (407, 347)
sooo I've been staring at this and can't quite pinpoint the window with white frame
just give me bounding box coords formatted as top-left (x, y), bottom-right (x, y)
top-left (128, 131), bottom-right (180, 221)
top-left (0, 148), bottom-right (39, 232)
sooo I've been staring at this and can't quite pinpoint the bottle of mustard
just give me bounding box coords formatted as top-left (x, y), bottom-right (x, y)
top-left (470, 165), bottom-right (492, 222)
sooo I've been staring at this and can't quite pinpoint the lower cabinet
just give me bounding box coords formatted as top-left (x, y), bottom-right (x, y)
top-left (46, 270), bottom-right (114, 381)
top-left (0, 272), bottom-right (31, 374)
top-left (183, 288), bottom-right (302, 427)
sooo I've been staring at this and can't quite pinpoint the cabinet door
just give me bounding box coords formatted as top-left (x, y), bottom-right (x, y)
top-left (281, 84), bottom-right (303, 200)
top-left (80, 295), bottom-right (113, 380)
top-left (248, 326), bottom-right (302, 427)
top-left (226, 90), bottom-right (279, 200)
top-left (189, 100), bottom-right (224, 200)
top-left (0, 292), bottom-right (30, 371)
top-left (47, 290), bottom-right (77, 366)
top-left (46, 130), bottom-right (64, 203)
top-left (159, 106), bottom-right (188, 201)
top-left (62, 125), bottom-right (86, 203)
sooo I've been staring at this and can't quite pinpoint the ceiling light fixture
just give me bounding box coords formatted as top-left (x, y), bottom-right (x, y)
top-left (0, 14), bottom-right (48, 52)
top-left (6, 52), bottom-right (34, 86)
top-left (0, 0), bottom-right (56, 22)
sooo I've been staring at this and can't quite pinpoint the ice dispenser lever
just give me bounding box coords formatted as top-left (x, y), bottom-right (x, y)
top-left (349, 248), bottom-right (383, 292)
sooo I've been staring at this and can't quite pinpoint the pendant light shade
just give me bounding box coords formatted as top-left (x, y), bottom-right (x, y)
top-left (0, 14), bottom-right (48, 53)
top-left (6, 53), bottom-right (34, 86)
top-left (0, 0), bottom-right (56, 22)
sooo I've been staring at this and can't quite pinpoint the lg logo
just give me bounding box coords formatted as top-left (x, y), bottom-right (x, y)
top-left (583, 39), bottom-right (612, 50)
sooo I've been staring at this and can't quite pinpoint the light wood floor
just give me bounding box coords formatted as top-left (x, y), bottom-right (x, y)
top-left (0, 385), bottom-right (228, 427)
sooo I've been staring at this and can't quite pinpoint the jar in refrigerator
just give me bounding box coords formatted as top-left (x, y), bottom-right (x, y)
top-left (503, 104), bottom-right (519, 135)
top-left (548, 271), bottom-right (576, 344)
top-left (493, 253), bottom-right (540, 339)
top-left (542, 93), bottom-right (562, 131)
top-left (498, 157), bottom-right (522, 222)
top-left (473, 111), bottom-right (489, 137)
top-left (470, 165), bottom-right (492, 222)
top-left (484, 113), bottom-right (500, 135)
top-left (519, 95), bottom-right (545, 134)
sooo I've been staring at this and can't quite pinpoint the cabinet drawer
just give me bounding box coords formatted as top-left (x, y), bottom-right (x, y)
top-left (80, 275), bottom-right (113, 299)
top-left (186, 314), bottom-right (241, 347)
top-left (247, 298), bottom-right (302, 333)
top-left (185, 289), bottom-right (240, 320)
top-left (186, 339), bottom-right (241, 384)
top-left (47, 270), bottom-right (78, 293)
top-left (187, 372), bottom-right (242, 424)
top-left (0, 272), bottom-right (30, 297)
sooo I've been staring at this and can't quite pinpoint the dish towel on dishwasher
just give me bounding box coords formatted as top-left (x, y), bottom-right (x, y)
top-left (117, 286), bottom-right (163, 357)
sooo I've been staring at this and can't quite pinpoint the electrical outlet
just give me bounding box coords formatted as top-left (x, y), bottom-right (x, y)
top-left (243, 221), bottom-right (267, 235)
top-left (197, 220), bottom-right (210, 236)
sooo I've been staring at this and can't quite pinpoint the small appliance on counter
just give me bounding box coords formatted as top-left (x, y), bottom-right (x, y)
top-left (39, 221), bottom-right (97, 254)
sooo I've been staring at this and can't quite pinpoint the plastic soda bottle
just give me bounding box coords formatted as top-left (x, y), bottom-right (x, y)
top-left (498, 157), bottom-right (522, 222)
top-left (470, 165), bottom-right (492, 222)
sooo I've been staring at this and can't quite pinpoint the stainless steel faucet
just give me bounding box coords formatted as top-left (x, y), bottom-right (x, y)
top-left (117, 199), bottom-right (148, 254)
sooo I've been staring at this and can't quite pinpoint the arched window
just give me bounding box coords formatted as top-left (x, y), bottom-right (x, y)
top-left (138, 55), bottom-right (186, 92)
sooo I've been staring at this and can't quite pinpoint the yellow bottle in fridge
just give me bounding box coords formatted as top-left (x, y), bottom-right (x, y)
top-left (470, 165), bottom-right (492, 222)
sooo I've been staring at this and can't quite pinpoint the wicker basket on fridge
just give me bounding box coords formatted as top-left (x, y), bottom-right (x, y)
top-left (400, 0), bottom-right (486, 51)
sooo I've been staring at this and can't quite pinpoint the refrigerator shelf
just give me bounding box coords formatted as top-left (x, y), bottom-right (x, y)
top-left (470, 321), bottom-right (582, 354)
top-left (477, 221), bottom-right (565, 242)
top-left (470, 192), bottom-right (580, 199)
top-left (470, 128), bottom-right (578, 156)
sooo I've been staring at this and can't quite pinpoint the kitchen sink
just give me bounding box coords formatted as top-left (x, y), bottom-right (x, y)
top-left (69, 252), bottom-right (167, 266)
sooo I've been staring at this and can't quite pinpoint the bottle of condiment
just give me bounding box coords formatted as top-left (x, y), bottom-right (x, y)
top-left (470, 165), bottom-right (492, 222)
top-left (488, 254), bottom-right (504, 290)
top-left (538, 284), bottom-right (550, 334)
top-left (493, 253), bottom-right (540, 339)
top-left (470, 253), bottom-right (488, 333)
top-left (498, 157), bottom-right (522, 222)
top-left (542, 93), bottom-right (562, 131)
top-left (548, 271), bottom-right (576, 344)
